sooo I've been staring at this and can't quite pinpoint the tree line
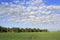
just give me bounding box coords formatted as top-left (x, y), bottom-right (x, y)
top-left (0, 26), bottom-right (48, 32)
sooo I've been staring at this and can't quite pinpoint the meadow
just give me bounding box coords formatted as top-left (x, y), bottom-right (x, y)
top-left (0, 32), bottom-right (60, 40)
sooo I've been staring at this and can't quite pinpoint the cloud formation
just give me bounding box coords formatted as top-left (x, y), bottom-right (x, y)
top-left (0, 0), bottom-right (60, 24)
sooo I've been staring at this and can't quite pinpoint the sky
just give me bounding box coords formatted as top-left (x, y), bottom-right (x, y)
top-left (0, 0), bottom-right (60, 31)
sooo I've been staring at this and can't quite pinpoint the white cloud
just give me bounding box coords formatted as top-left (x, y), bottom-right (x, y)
top-left (46, 6), bottom-right (60, 11)
top-left (1, 2), bottom-right (9, 6)
top-left (0, 0), bottom-right (60, 24)
top-left (0, 7), bottom-right (7, 14)
top-left (13, 0), bottom-right (20, 3)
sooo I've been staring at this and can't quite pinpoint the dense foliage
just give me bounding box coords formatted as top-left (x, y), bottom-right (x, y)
top-left (0, 26), bottom-right (48, 32)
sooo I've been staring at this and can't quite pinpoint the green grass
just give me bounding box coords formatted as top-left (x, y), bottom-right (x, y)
top-left (0, 32), bottom-right (60, 40)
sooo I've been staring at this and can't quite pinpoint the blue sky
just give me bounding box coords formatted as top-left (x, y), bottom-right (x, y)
top-left (0, 0), bottom-right (60, 5)
top-left (43, 0), bottom-right (60, 6)
top-left (0, 0), bottom-right (60, 31)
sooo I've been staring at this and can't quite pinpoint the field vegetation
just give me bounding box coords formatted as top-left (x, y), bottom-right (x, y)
top-left (0, 26), bottom-right (60, 40)
top-left (0, 32), bottom-right (60, 40)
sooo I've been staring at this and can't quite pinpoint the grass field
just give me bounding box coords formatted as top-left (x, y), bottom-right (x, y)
top-left (0, 32), bottom-right (60, 40)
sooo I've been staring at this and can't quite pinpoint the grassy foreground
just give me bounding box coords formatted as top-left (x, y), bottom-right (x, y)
top-left (0, 32), bottom-right (60, 40)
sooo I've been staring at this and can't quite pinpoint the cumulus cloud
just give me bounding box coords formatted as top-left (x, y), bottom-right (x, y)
top-left (0, 0), bottom-right (60, 24)
top-left (46, 5), bottom-right (60, 12)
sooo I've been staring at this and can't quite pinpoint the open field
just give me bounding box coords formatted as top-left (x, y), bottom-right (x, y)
top-left (0, 32), bottom-right (60, 40)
